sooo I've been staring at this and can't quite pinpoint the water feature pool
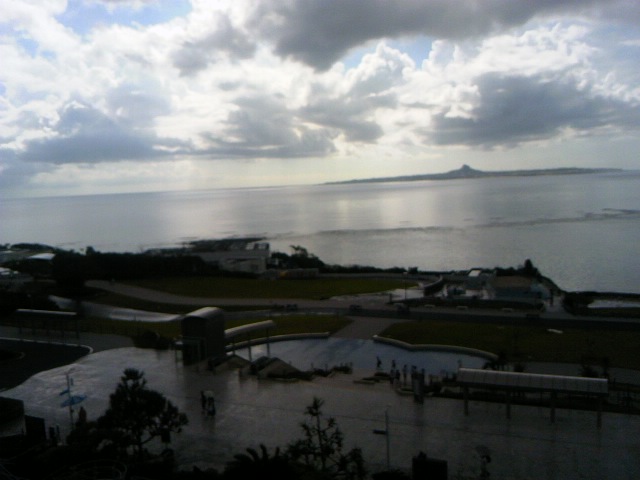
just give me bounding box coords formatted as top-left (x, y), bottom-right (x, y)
top-left (233, 337), bottom-right (489, 376)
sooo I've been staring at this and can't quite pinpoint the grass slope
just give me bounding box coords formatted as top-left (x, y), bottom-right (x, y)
top-left (381, 320), bottom-right (640, 370)
top-left (123, 276), bottom-right (409, 300)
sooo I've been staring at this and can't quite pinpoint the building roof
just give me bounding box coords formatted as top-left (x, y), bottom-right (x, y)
top-left (456, 368), bottom-right (608, 395)
top-left (28, 252), bottom-right (55, 261)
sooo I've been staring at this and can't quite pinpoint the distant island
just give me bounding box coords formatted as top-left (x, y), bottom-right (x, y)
top-left (326, 164), bottom-right (621, 185)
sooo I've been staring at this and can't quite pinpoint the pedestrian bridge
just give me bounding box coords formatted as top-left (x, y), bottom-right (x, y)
top-left (456, 367), bottom-right (609, 427)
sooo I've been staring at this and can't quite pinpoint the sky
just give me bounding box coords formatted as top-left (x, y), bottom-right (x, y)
top-left (1, 0), bottom-right (640, 198)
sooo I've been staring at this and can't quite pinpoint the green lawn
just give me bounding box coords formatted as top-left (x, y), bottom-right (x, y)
top-left (123, 276), bottom-right (410, 300)
top-left (380, 320), bottom-right (640, 370)
top-left (89, 275), bottom-right (411, 312)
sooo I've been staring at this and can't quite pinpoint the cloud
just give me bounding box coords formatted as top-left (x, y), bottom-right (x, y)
top-left (250, 0), bottom-right (634, 70)
top-left (0, 147), bottom-right (57, 192)
top-left (105, 82), bottom-right (172, 126)
top-left (0, 1), bottom-right (79, 55)
top-left (172, 12), bottom-right (255, 76)
top-left (199, 95), bottom-right (336, 158)
top-left (299, 43), bottom-right (410, 142)
top-left (85, 0), bottom-right (159, 12)
top-left (17, 101), bottom-right (184, 164)
top-left (428, 72), bottom-right (640, 147)
top-left (386, 23), bottom-right (640, 149)
top-left (2, 0), bottom-right (640, 196)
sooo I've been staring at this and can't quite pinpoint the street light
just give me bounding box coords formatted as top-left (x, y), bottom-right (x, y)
top-left (60, 370), bottom-right (86, 431)
top-left (404, 272), bottom-right (408, 301)
top-left (373, 406), bottom-right (390, 469)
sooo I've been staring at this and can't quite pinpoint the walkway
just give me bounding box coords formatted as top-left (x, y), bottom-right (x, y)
top-left (3, 346), bottom-right (639, 479)
top-left (2, 284), bottom-right (640, 478)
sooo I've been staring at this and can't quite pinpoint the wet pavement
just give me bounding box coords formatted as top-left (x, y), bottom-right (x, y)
top-left (2, 334), bottom-right (640, 479)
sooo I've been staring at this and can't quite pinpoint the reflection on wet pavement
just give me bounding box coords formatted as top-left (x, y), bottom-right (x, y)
top-left (3, 341), bottom-right (640, 478)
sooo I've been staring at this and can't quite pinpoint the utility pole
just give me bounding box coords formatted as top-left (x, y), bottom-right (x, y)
top-left (403, 271), bottom-right (408, 301)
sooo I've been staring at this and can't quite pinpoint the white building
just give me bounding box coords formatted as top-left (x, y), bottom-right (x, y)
top-left (193, 241), bottom-right (270, 275)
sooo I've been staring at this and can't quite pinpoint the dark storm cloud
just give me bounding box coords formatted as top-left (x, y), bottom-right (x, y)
top-left (199, 95), bottom-right (336, 158)
top-left (251, 0), bottom-right (632, 70)
top-left (428, 73), bottom-right (640, 148)
top-left (173, 13), bottom-right (256, 76)
top-left (18, 102), bottom-right (183, 164)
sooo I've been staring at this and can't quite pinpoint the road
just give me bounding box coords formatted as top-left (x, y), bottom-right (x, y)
top-left (86, 280), bottom-right (640, 332)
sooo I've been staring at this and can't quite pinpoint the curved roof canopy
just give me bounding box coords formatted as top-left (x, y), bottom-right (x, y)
top-left (225, 320), bottom-right (276, 339)
top-left (184, 307), bottom-right (224, 320)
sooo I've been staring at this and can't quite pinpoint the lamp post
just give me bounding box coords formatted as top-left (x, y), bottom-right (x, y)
top-left (373, 406), bottom-right (390, 469)
top-left (65, 372), bottom-right (74, 429)
top-left (60, 370), bottom-right (86, 432)
top-left (404, 272), bottom-right (408, 301)
top-left (384, 406), bottom-right (390, 468)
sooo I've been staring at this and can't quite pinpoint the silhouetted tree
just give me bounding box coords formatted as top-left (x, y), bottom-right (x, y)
top-left (288, 246), bottom-right (325, 269)
top-left (287, 397), bottom-right (366, 480)
top-left (52, 251), bottom-right (88, 288)
top-left (522, 258), bottom-right (539, 277)
top-left (97, 368), bottom-right (188, 458)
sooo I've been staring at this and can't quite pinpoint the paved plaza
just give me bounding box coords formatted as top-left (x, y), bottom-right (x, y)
top-left (2, 324), bottom-right (640, 479)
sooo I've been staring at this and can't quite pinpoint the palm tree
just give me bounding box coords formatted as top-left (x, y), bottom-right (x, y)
top-left (223, 444), bottom-right (301, 480)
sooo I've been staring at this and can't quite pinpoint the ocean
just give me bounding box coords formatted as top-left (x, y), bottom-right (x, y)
top-left (2, 171), bottom-right (639, 293)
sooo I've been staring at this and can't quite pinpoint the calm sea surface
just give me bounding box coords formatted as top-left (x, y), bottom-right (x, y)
top-left (2, 171), bottom-right (640, 293)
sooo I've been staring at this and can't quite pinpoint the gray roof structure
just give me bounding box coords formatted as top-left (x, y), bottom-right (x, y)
top-left (225, 320), bottom-right (275, 340)
top-left (183, 307), bottom-right (224, 319)
top-left (457, 367), bottom-right (608, 396)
